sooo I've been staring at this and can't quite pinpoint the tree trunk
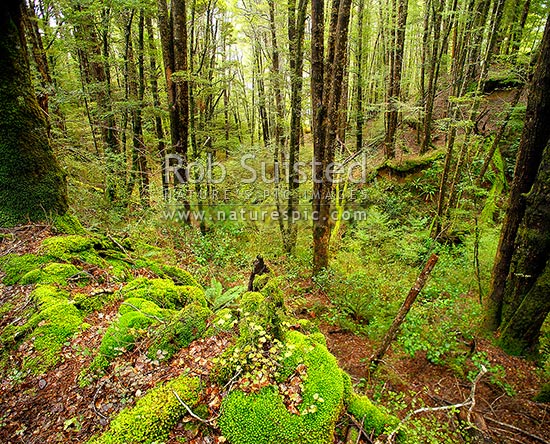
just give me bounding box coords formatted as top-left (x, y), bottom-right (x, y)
top-left (311, 0), bottom-right (353, 273)
top-left (499, 140), bottom-right (550, 355)
top-left (486, 15), bottom-right (550, 331)
top-left (0, 0), bottom-right (67, 226)
top-left (145, 16), bottom-right (168, 201)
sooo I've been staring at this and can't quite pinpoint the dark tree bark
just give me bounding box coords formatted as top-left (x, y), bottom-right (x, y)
top-left (499, 140), bottom-right (550, 355)
top-left (311, 0), bottom-right (353, 273)
top-left (0, 0), bottom-right (67, 226)
top-left (383, 0), bottom-right (408, 159)
top-left (486, 15), bottom-right (550, 332)
top-left (145, 16), bottom-right (169, 201)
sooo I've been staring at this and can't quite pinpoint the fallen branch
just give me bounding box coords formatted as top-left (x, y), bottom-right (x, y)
top-left (370, 253), bottom-right (439, 367)
top-left (485, 416), bottom-right (550, 444)
top-left (172, 390), bottom-right (213, 425)
top-left (379, 365), bottom-right (487, 443)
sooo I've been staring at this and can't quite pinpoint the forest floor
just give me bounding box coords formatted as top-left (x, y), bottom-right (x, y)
top-left (1, 224), bottom-right (549, 444)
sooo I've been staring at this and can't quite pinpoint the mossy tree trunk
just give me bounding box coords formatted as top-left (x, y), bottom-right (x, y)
top-left (486, 15), bottom-right (550, 332)
top-left (0, 0), bottom-right (67, 227)
top-left (498, 139), bottom-right (550, 355)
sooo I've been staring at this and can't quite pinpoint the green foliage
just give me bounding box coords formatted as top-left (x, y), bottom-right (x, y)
top-left (148, 303), bottom-right (213, 361)
top-left (40, 235), bottom-right (95, 262)
top-left (218, 331), bottom-right (345, 444)
top-left (73, 291), bottom-right (119, 314)
top-left (19, 262), bottom-right (82, 285)
top-left (160, 264), bottom-right (203, 288)
top-left (534, 383), bottom-right (550, 403)
top-left (89, 375), bottom-right (201, 444)
top-left (205, 278), bottom-right (246, 310)
top-left (52, 214), bottom-right (87, 235)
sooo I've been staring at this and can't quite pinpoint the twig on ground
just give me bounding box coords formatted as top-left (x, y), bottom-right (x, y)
top-left (172, 390), bottom-right (214, 425)
top-left (379, 365), bottom-right (487, 443)
top-left (485, 416), bottom-right (550, 444)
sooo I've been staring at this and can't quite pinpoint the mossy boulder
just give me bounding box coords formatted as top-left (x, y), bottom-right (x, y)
top-left (120, 277), bottom-right (202, 310)
top-left (218, 331), bottom-right (344, 444)
top-left (19, 262), bottom-right (82, 285)
top-left (147, 303), bottom-right (213, 361)
top-left (88, 375), bottom-right (201, 444)
top-left (0, 253), bottom-right (49, 285)
top-left (21, 285), bottom-right (85, 374)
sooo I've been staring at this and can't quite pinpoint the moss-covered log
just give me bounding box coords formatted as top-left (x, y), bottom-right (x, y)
top-left (0, 0), bottom-right (67, 227)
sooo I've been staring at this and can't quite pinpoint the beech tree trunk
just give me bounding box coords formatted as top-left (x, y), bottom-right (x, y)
top-left (486, 15), bottom-right (550, 332)
top-left (0, 0), bottom-right (67, 226)
top-left (311, 0), bottom-right (353, 273)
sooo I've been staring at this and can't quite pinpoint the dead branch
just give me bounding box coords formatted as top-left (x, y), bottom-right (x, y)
top-left (378, 365), bottom-right (487, 443)
top-left (172, 390), bottom-right (214, 425)
top-left (370, 253), bottom-right (439, 367)
top-left (485, 416), bottom-right (550, 444)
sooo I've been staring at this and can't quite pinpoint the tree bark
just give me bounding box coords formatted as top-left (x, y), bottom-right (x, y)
top-left (370, 254), bottom-right (439, 366)
top-left (486, 15), bottom-right (550, 331)
top-left (0, 0), bottom-right (67, 226)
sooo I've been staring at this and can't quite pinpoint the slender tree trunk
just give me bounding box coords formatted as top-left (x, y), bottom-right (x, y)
top-left (145, 16), bottom-right (168, 201)
top-left (384, 0), bottom-right (408, 159)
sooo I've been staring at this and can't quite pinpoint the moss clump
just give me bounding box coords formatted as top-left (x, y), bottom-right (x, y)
top-left (119, 297), bottom-right (173, 320)
top-left (160, 264), bottom-right (202, 288)
top-left (120, 277), bottom-right (192, 310)
top-left (52, 214), bottom-right (86, 235)
top-left (22, 285), bottom-right (84, 374)
top-left (347, 394), bottom-right (397, 435)
top-left (19, 262), bottom-right (82, 285)
top-left (208, 308), bottom-right (237, 335)
top-left (178, 285), bottom-right (208, 307)
top-left (148, 303), bottom-right (213, 361)
top-left (240, 292), bottom-right (265, 314)
top-left (0, 253), bottom-right (50, 285)
top-left (534, 383), bottom-right (550, 403)
top-left (95, 311), bottom-right (155, 364)
top-left (218, 331), bottom-right (345, 444)
top-left (73, 291), bottom-right (119, 314)
top-left (40, 235), bottom-right (95, 262)
top-left (88, 375), bottom-right (201, 444)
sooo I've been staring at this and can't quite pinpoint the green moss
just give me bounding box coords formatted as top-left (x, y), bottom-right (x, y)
top-left (207, 308), bottom-right (237, 335)
top-left (94, 311), bottom-right (156, 368)
top-left (534, 383), bottom-right (550, 403)
top-left (240, 292), bottom-right (265, 313)
top-left (148, 303), bottom-right (213, 361)
top-left (22, 285), bottom-right (84, 374)
top-left (347, 394), bottom-right (397, 435)
top-left (119, 297), bottom-right (172, 320)
top-left (89, 375), bottom-right (201, 444)
top-left (160, 264), bottom-right (202, 288)
top-left (40, 235), bottom-right (95, 262)
top-left (73, 291), bottom-right (119, 314)
top-left (0, 11), bottom-right (68, 227)
top-left (0, 253), bottom-right (50, 285)
top-left (178, 285), bottom-right (208, 307)
top-left (218, 331), bottom-right (344, 444)
top-left (19, 262), bottom-right (82, 285)
top-left (52, 214), bottom-right (86, 235)
top-left (120, 277), bottom-right (189, 310)
top-left (380, 150), bottom-right (445, 174)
